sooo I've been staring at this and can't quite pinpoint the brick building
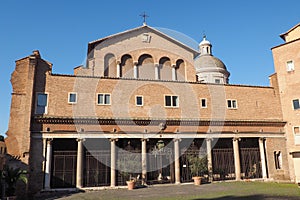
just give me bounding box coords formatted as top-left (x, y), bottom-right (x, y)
top-left (4, 23), bottom-right (300, 194)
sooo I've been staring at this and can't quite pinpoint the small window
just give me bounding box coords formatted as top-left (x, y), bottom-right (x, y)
top-left (97, 93), bottom-right (111, 105)
top-left (274, 151), bottom-right (282, 170)
top-left (294, 127), bottom-right (300, 135)
top-left (136, 96), bottom-right (143, 106)
top-left (293, 99), bottom-right (300, 110)
top-left (227, 99), bottom-right (237, 109)
top-left (201, 98), bottom-right (207, 108)
top-left (215, 79), bottom-right (221, 84)
top-left (165, 95), bottom-right (179, 107)
top-left (68, 93), bottom-right (77, 104)
top-left (287, 60), bottom-right (294, 72)
top-left (36, 93), bottom-right (48, 114)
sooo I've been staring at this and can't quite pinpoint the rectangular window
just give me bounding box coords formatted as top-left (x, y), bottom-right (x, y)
top-left (136, 96), bottom-right (143, 106)
top-left (293, 99), bottom-right (300, 110)
top-left (287, 60), bottom-right (294, 72)
top-left (201, 98), bottom-right (207, 108)
top-left (36, 93), bottom-right (48, 114)
top-left (68, 93), bottom-right (77, 104)
top-left (165, 95), bottom-right (179, 107)
top-left (294, 127), bottom-right (300, 135)
top-left (215, 79), bottom-right (221, 84)
top-left (227, 99), bottom-right (237, 109)
top-left (97, 93), bottom-right (111, 105)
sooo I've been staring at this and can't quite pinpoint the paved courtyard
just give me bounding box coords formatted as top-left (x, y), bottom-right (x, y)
top-left (34, 181), bottom-right (300, 200)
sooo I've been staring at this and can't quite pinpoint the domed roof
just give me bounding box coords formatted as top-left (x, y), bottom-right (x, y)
top-left (195, 54), bottom-right (228, 72)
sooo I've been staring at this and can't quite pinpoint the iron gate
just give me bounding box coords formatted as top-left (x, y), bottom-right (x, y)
top-left (51, 151), bottom-right (77, 188)
top-left (240, 148), bottom-right (262, 179)
top-left (212, 148), bottom-right (235, 181)
top-left (85, 150), bottom-right (111, 187)
top-left (147, 147), bottom-right (174, 184)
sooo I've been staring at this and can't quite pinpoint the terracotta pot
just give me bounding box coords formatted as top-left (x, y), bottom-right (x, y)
top-left (126, 181), bottom-right (135, 190)
top-left (192, 176), bottom-right (202, 185)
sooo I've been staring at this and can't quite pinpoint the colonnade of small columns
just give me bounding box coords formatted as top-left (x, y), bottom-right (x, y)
top-left (115, 61), bottom-right (179, 80)
top-left (43, 137), bottom-right (267, 189)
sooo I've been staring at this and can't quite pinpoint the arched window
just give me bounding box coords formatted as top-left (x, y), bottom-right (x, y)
top-left (121, 54), bottom-right (133, 78)
top-left (104, 53), bottom-right (116, 77)
top-left (159, 57), bottom-right (172, 80)
top-left (176, 59), bottom-right (185, 81)
top-left (138, 54), bottom-right (155, 79)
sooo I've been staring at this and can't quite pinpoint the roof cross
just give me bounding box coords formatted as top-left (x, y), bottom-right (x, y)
top-left (140, 12), bottom-right (149, 25)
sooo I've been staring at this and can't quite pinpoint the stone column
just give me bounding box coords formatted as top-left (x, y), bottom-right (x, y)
top-left (206, 138), bottom-right (213, 182)
top-left (259, 137), bottom-right (267, 179)
top-left (155, 63), bottom-right (159, 80)
top-left (174, 138), bottom-right (181, 184)
top-left (133, 62), bottom-right (138, 78)
top-left (44, 138), bottom-right (53, 190)
top-left (76, 138), bottom-right (84, 188)
top-left (172, 65), bottom-right (177, 81)
top-left (233, 137), bottom-right (241, 180)
top-left (141, 139), bottom-right (148, 185)
top-left (110, 139), bottom-right (117, 187)
top-left (116, 61), bottom-right (121, 78)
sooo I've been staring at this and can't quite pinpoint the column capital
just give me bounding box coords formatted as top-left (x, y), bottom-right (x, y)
top-left (133, 61), bottom-right (138, 65)
top-left (172, 64), bottom-right (177, 68)
top-left (206, 138), bottom-right (213, 142)
top-left (259, 137), bottom-right (266, 142)
top-left (233, 137), bottom-right (241, 142)
top-left (173, 138), bottom-right (182, 142)
top-left (116, 60), bottom-right (121, 65)
top-left (141, 138), bottom-right (149, 142)
top-left (76, 138), bottom-right (86, 142)
top-left (46, 138), bottom-right (53, 145)
top-left (110, 138), bottom-right (118, 142)
top-left (154, 63), bottom-right (159, 67)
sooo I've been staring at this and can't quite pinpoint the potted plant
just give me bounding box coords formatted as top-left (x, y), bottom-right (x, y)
top-left (117, 153), bottom-right (141, 190)
top-left (187, 155), bottom-right (208, 185)
top-left (0, 165), bottom-right (27, 199)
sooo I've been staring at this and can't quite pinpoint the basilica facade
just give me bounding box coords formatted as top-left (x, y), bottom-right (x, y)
top-left (5, 23), bottom-right (300, 194)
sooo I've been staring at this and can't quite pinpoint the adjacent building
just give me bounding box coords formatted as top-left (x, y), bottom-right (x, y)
top-left (4, 23), bottom-right (300, 194)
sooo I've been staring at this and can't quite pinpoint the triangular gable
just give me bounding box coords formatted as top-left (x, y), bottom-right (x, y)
top-left (88, 25), bottom-right (199, 57)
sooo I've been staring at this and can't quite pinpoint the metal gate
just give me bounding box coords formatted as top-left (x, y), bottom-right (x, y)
top-left (180, 149), bottom-right (207, 183)
top-left (147, 147), bottom-right (174, 184)
top-left (85, 150), bottom-right (111, 187)
top-left (212, 148), bottom-right (235, 181)
top-left (51, 151), bottom-right (77, 188)
top-left (240, 148), bottom-right (262, 179)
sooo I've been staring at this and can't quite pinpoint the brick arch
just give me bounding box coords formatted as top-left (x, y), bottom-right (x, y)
top-left (176, 59), bottom-right (185, 81)
top-left (137, 54), bottom-right (155, 79)
top-left (104, 53), bottom-right (116, 77)
top-left (159, 57), bottom-right (172, 80)
top-left (121, 54), bottom-right (134, 78)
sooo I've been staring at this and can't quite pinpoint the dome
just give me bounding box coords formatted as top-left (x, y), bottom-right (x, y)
top-left (195, 55), bottom-right (228, 72)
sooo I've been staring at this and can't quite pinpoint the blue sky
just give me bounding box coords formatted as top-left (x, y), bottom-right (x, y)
top-left (0, 1), bottom-right (299, 136)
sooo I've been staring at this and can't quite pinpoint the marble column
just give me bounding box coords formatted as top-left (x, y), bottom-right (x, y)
top-left (155, 63), bottom-right (159, 80)
top-left (174, 138), bottom-right (181, 184)
top-left (110, 139), bottom-right (117, 187)
top-left (233, 137), bottom-right (241, 180)
top-left (172, 65), bottom-right (177, 81)
top-left (206, 138), bottom-right (213, 182)
top-left (133, 62), bottom-right (138, 78)
top-left (259, 137), bottom-right (267, 179)
top-left (116, 61), bottom-right (121, 78)
top-left (76, 138), bottom-right (84, 188)
top-left (141, 139), bottom-right (147, 185)
top-left (44, 138), bottom-right (53, 190)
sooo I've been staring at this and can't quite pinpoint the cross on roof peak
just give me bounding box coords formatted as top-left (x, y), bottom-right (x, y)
top-left (140, 12), bottom-right (149, 25)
